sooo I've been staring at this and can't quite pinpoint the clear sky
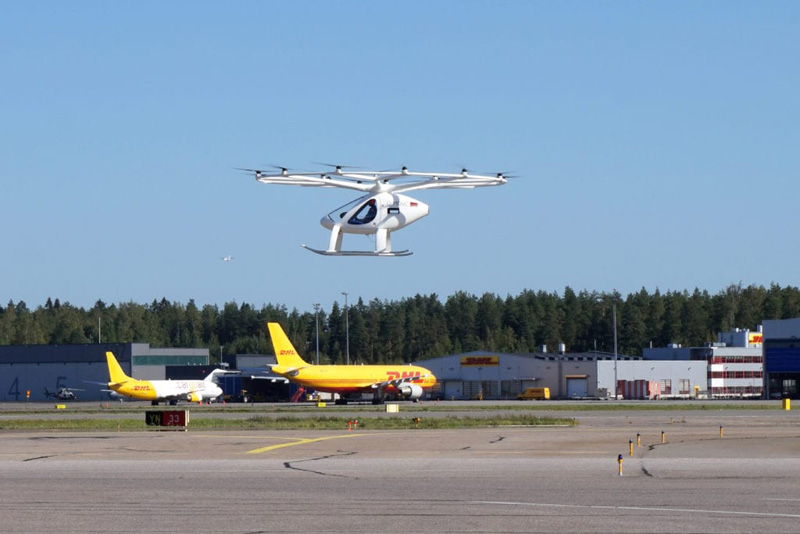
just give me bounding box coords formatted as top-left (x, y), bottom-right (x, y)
top-left (2, 1), bottom-right (798, 313)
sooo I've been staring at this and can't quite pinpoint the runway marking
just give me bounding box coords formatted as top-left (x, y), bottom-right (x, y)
top-left (473, 501), bottom-right (800, 519)
top-left (247, 434), bottom-right (365, 454)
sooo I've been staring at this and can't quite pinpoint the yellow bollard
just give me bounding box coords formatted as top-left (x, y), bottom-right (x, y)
top-left (629, 439), bottom-right (634, 456)
top-left (617, 454), bottom-right (623, 476)
top-left (661, 431), bottom-right (666, 444)
top-left (636, 433), bottom-right (641, 447)
top-left (719, 426), bottom-right (724, 438)
top-left (783, 398), bottom-right (791, 411)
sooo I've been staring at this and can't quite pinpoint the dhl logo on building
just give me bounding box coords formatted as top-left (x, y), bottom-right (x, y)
top-left (748, 333), bottom-right (763, 346)
top-left (460, 356), bottom-right (499, 366)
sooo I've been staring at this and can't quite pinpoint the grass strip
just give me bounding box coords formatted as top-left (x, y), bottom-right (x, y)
top-left (0, 414), bottom-right (576, 431)
top-left (0, 401), bottom-right (781, 417)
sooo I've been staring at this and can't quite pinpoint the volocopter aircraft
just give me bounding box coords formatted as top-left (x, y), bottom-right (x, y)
top-left (267, 322), bottom-right (437, 404)
top-left (104, 352), bottom-right (238, 405)
top-left (240, 164), bottom-right (508, 256)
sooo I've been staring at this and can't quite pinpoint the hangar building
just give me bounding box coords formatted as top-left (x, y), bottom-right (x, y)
top-left (415, 350), bottom-right (705, 400)
top-left (763, 318), bottom-right (800, 399)
top-left (0, 343), bottom-right (208, 402)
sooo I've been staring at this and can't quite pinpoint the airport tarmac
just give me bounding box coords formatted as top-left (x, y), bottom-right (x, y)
top-left (1, 406), bottom-right (799, 533)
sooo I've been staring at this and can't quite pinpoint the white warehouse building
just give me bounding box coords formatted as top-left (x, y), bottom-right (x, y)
top-left (415, 351), bottom-right (706, 400)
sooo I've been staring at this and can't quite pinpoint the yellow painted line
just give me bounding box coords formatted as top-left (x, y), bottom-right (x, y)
top-left (247, 433), bottom-right (366, 454)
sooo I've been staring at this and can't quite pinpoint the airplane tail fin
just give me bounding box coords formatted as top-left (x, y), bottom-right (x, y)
top-left (267, 323), bottom-right (310, 368)
top-left (105, 351), bottom-right (131, 384)
top-left (203, 368), bottom-right (240, 382)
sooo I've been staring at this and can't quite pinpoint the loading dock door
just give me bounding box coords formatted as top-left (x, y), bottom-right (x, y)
top-left (566, 377), bottom-right (588, 398)
top-left (444, 381), bottom-right (462, 400)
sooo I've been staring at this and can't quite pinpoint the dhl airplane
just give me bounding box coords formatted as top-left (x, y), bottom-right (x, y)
top-left (267, 322), bottom-right (436, 404)
top-left (104, 351), bottom-right (234, 405)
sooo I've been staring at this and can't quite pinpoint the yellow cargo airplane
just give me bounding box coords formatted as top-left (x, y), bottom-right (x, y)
top-left (267, 322), bottom-right (436, 404)
top-left (105, 351), bottom-right (233, 405)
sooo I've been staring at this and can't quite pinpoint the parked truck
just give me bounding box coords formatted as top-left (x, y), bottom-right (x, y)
top-left (517, 387), bottom-right (550, 400)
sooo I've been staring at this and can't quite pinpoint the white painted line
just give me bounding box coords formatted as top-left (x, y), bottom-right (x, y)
top-left (473, 501), bottom-right (800, 519)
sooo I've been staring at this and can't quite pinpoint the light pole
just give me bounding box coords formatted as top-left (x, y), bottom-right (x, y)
top-left (613, 302), bottom-right (618, 399)
top-left (341, 291), bottom-right (350, 365)
top-left (596, 296), bottom-right (619, 399)
top-left (313, 303), bottom-right (320, 365)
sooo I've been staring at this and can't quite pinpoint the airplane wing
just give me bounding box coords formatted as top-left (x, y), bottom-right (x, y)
top-left (248, 375), bottom-right (290, 383)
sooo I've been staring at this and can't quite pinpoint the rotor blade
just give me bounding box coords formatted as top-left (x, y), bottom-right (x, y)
top-left (313, 162), bottom-right (363, 170)
top-left (480, 171), bottom-right (518, 179)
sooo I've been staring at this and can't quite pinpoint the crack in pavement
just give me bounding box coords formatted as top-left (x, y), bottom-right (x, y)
top-left (284, 450), bottom-right (358, 479)
top-left (23, 455), bottom-right (57, 462)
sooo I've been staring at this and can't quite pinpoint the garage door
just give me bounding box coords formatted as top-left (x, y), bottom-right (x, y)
top-left (444, 381), bottom-right (462, 400)
top-left (566, 378), bottom-right (588, 398)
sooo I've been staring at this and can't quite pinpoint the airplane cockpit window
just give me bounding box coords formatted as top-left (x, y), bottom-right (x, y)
top-left (349, 199), bottom-right (378, 225)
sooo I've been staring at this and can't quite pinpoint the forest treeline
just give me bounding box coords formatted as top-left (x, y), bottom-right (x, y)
top-left (1, 283), bottom-right (798, 364)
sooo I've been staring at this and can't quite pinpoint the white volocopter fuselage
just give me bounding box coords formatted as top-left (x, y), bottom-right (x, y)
top-left (322, 192), bottom-right (429, 235)
top-left (321, 192), bottom-right (429, 254)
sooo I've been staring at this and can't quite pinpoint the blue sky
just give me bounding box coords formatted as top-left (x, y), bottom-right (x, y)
top-left (2, 1), bottom-right (798, 312)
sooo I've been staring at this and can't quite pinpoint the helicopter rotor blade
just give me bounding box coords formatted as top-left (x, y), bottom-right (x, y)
top-left (313, 162), bottom-right (364, 173)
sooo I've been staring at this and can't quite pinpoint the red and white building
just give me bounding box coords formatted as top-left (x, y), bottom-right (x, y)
top-left (643, 327), bottom-right (763, 399)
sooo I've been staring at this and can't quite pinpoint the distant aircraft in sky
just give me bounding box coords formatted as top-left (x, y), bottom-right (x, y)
top-left (221, 255), bottom-right (234, 262)
top-left (104, 352), bottom-right (236, 405)
top-left (266, 322), bottom-right (437, 404)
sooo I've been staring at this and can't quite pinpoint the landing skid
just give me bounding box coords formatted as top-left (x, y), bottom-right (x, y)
top-left (302, 245), bottom-right (412, 257)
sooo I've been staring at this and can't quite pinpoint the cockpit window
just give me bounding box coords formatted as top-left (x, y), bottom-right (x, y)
top-left (348, 199), bottom-right (378, 225)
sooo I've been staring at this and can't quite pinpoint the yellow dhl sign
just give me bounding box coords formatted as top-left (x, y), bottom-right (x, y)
top-left (461, 355), bottom-right (499, 366)
top-left (748, 333), bottom-right (763, 346)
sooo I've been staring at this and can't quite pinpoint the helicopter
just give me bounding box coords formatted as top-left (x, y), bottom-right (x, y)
top-left (240, 164), bottom-right (508, 256)
top-left (44, 387), bottom-right (83, 401)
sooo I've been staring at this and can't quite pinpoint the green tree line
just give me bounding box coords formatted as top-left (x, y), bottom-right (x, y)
top-left (1, 283), bottom-right (798, 363)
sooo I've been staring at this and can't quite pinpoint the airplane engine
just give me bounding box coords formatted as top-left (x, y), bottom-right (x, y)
top-left (398, 383), bottom-right (424, 401)
top-left (187, 392), bottom-right (202, 403)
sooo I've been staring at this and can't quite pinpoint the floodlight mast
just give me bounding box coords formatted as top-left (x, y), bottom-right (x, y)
top-left (342, 291), bottom-right (350, 365)
top-left (313, 303), bottom-right (320, 366)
